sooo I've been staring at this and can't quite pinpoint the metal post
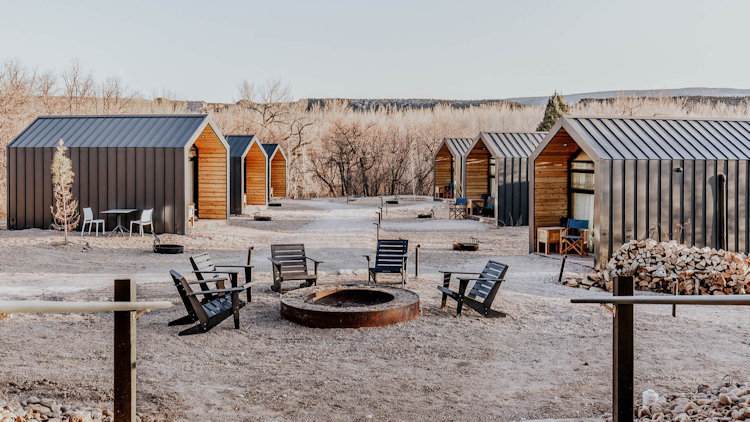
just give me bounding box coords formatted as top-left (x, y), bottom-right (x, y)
top-left (114, 279), bottom-right (136, 422)
top-left (558, 255), bottom-right (567, 283)
top-left (613, 275), bottom-right (634, 422)
top-left (414, 244), bottom-right (421, 277)
top-left (717, 173), bottom-right (726, 251)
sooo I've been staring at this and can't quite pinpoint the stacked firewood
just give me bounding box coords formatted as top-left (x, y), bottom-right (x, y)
top-left (564, 239), bottom-right (750, 295)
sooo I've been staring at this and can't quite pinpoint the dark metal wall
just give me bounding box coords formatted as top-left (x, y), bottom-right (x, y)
top-left (596, 158), bottom-right (743, 266)
top-left (495, 157), bottom-right (529, 226)
top-left (229, 155), bottom-right (244, 215)
top-left (7, 146), bottom-right (187, 234)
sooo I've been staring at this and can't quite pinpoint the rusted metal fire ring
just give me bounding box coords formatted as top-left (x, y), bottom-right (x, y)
top-left (280, 284), bottom-right (420, 328)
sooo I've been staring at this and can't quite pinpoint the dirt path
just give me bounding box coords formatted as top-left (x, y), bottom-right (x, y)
top-left (1, 197), bottom-right (749, 421)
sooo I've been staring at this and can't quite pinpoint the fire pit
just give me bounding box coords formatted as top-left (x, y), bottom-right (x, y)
top-left (280, 284), bottom-right (419, 328)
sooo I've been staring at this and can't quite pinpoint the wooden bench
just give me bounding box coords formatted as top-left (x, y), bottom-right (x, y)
top-left (365, 239), bottom-right (409, 286)
top-left (168, 270), bottom-right (252, 335)
top-left (437, 260), bottom-right (508, 317)
top-left (269, 244), bottom-right (321, 293)
top-left (189, 249), bottom-right (254, 302)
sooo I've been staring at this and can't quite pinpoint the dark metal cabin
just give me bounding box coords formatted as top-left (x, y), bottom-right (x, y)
top-left (226, 135), bottom-right (268, 208)
top-left (433, 138), bottom-right (471, 199)
top-left (263, 143), bottom-right (287, 199)
top-left (464, 132), bottom-right (545, 226)
top-left (7, 114), bottom-right (229, 234)
top-left (529, 116), bottom-right (750, 267)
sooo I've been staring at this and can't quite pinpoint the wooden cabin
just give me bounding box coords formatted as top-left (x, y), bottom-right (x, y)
top-left (529, 116), bottom-right (750, 267)
top-left (463, 132), bottom-right (545, 225)
top-left (7, 114), bottom-right (229, 234)
top-left (263, 143), bottom-right (287, 198)
top-left (226, 135), bottom-right (269, 208)
top-left (433, 138), bottom-right (471, 199)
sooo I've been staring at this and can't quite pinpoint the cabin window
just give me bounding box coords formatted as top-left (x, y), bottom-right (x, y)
top-left (569, 150), bottom-right (594, 225)
top-left (488, 157), bottom-right (497, 198)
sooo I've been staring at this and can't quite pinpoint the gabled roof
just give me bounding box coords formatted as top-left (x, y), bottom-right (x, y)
top-left (263, 143), bottom-right (287, 161)
top-left (8, 114), bottom-right (210, 148)
top-left (470, 132), bottom-right (547, 158)
top-left (226, 135), bottom-right (257, 157)
top-left (444, 138), bottom-right (473, 157)
top-left (262, 143), bottom-right (278, 157)
top-left (537, 116), bottom-right (750, 161)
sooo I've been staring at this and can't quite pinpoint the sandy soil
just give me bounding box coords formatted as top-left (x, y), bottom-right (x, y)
top-left (1, 196), bottom-right (749, 421)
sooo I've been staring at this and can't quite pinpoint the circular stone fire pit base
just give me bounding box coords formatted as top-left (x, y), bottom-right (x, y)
top-left (280, 284), bottom-right (420, 328)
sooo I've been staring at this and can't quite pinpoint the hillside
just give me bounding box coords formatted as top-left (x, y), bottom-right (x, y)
top-left (506, 87), bottom-right (750, 107)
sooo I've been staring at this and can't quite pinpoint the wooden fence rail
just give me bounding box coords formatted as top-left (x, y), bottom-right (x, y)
top-left (571, 274), bottom-right (750, 422)
top-left (0, 279), bottom-right (171, 422)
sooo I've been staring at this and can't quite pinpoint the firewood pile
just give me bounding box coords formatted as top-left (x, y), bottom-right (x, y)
top-left (564, 239), bottom-right (750, 295)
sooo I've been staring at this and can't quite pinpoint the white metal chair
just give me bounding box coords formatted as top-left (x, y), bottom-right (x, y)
top-left (81, 207), bottom-right (105, 237)
top-left (129, 209), bottom-right (153, 237)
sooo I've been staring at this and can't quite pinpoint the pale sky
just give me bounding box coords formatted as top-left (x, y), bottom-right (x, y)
top-left (1, 0), bottom-right (748, 102)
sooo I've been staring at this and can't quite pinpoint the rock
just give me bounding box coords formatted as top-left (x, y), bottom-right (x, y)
top-left (720, 393), bottom-right (734, 405)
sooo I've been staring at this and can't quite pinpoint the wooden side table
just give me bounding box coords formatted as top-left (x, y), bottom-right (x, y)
top-left (537, 226), bottom-right (564, 254)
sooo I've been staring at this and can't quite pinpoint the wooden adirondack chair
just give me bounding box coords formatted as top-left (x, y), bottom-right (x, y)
top-left (168, 270), bottom-right (252, 335)
top-left (190, 250), bottom-right (254, 302)
top-left (365, 239), bottom-right (409, 286)
top-left (269, 244), bottom-right (322, 292)
top-left (437, 260), bottom-right (508, 317)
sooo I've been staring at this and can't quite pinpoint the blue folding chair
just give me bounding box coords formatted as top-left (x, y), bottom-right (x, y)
top-left (561, 219), bottom-right (589, 256)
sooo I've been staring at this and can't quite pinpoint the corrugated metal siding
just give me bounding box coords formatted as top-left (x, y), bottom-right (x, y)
top-left (475, 132), bottom-right (544, 226)
top-left (6, 115), bottom-right (217, 234)
top-left (530, 116), bottom-right (750, 268)
top-left (8, 115), bottom-right (207, 149)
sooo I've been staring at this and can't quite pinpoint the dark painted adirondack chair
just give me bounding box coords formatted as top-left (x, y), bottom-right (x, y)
top-left (365, 239), bottom-right (409, 286)
top-left (190, 249), bottom-right (254, 302)
top-left (168, 270), bottom-right (252, 335)
top-left (437, 260), bottom-right (508, 317)
top-left (269, 244), bottom-right (322, 292)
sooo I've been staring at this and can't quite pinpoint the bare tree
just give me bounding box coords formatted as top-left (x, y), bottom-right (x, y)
top-left (98, 77), bottom-right (135, 113)
top-left (50, 139), bottom-right (80, 243)
top-left (61, 59), bottom-right (94, 113)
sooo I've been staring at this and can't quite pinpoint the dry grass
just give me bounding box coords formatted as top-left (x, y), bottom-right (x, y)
top-left (3, 59), bottom-right (750, 218)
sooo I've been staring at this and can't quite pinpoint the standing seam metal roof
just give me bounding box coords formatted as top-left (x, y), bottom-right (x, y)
top-left (444, 138), bottom-right (472, 156)
top-left (226, 135), bottom-right (257, 157)
top-left (480, 132), bottom-right (546, 158)
top-left (8, 115), bottom-right (209, 149)
top-left (563, 116), bottom-right (750, 160)
top-left (262, 143), bottom-right (279, 157)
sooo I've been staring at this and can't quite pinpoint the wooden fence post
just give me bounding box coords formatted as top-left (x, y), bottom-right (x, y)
top-left (114, 279), bottom-right (136, 422)
top-left (613, 274), bottom-right (634, 422)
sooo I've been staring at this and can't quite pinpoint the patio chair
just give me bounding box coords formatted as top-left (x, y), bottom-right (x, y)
top-left (190, 251), bottom-right (255, 302)
top-left (168, 270), bottom-right (252, 335)
top-left (561, 219), bottom-right (589, 256)
top-left (365, 239), bottom-right (408, 286)
top-left (449, 198), bottom-right (468, 219)
top-left (445, 182), bottom-right (455, 198)
top-left (269, 243), bottom-right (321, 292)
top-left (437, 260), bottom-right (508, 317)
top-left (81, 207), bottom-right (105, 237)
top-left (129, 208), bottom-right (153, 236)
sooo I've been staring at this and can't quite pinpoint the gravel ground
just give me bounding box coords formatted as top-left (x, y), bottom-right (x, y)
top-left (0, 197), bottom-right (749, 421)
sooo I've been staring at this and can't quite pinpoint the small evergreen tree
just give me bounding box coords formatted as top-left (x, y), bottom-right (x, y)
top-left (50, 139), bottom-right (79, 243)
top-left (536, 92), bottom-right (570, 131)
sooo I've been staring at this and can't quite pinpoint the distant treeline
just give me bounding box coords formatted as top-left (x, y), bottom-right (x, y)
top-left (305, 98), bottom-right (529, 112)
top-left (578, 96), bottom-right (750, 109)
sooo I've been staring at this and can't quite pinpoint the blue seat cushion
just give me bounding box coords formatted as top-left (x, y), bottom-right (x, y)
top-left (562, 235), bottom-right (581, 240)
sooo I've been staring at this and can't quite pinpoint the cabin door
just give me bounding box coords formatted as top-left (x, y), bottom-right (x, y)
top-left (187, 146), bottom-right (198, 212)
